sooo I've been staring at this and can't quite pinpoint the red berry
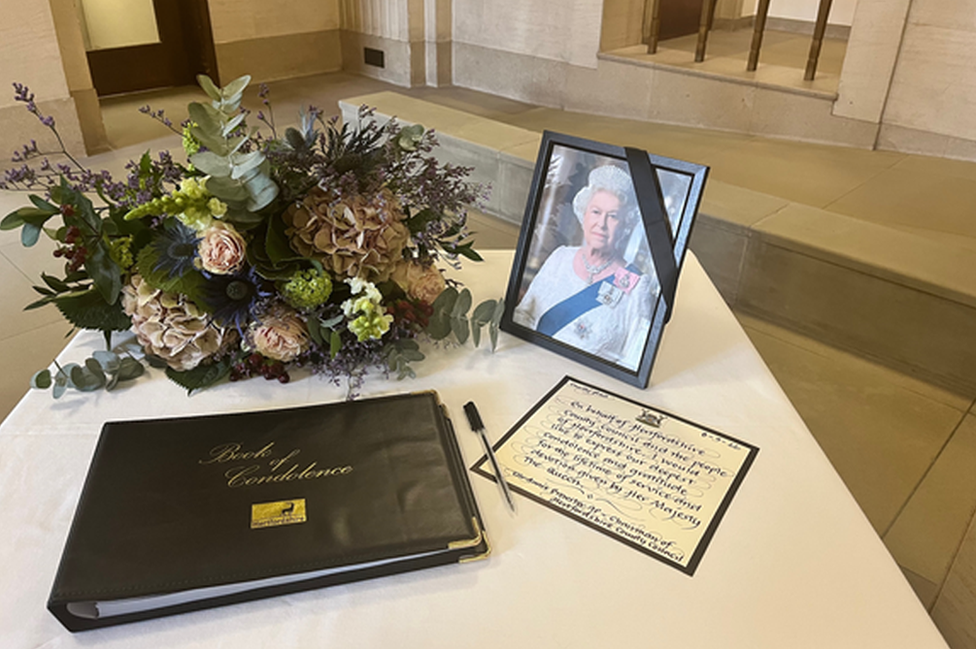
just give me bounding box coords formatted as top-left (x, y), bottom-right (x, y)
top-left (53, 249), bottom-right (63, 258)
top-left (277, 373), bottom-right (290, 384)
top-left (61, 205), bottom-right (75, 217)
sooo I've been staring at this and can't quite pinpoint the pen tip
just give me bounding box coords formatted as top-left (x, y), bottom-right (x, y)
top-left (463, 402), bottom-right (483, 430)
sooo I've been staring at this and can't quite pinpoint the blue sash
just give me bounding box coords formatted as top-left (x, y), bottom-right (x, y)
top-left (537, 265), bottom-right (642, 337)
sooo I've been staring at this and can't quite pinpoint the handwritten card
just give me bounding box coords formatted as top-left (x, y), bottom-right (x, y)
top-left (473, 377), bottom-right (758, 575)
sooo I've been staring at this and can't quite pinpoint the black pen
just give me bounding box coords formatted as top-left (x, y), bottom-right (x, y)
top-left (463, 401), bottom-right (516, 513)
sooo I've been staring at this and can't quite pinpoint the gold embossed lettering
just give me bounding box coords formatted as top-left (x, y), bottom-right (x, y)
top-left (200, 442), bottom-right (275, 465)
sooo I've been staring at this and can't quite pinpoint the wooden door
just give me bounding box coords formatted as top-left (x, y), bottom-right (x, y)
top-left (658, 0), bottom-right (705, 41)
top-left (85, 0), bottom-right (218, 96)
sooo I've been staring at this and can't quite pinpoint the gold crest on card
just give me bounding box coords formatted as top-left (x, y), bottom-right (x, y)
top-left (251, 499), bottom-right (307, 529)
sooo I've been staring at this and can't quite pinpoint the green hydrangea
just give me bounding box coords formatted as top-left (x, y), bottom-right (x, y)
top-left (280, 268), bottom-right (333, 309)
top-left (182, 122), bottom-right (201, 156)
top-left (108, 236), bottom-right (134, 269)
top-left (342, 278), bottom-right (392, 342)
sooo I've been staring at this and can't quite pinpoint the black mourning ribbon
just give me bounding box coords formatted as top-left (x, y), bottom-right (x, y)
top-left (624, 147), bottom-right (678, 323)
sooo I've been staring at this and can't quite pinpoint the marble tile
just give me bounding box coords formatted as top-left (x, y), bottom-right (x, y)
top-left (737, 239), bottom-right (976, 393)
top-left (700, 180), bottom-right (790, 228)
top-left (754, 203), bottom-right (976, 309)
top-left (902, 567), bottom-right (941, 611)
top-left (705, 137), bottom-right (902, 208)
top-left (825, 167), bottom-right (976, 240)
top-left (885, 415), bottom-right (976, 589)
top-left (891, 152), bottom-right (976, 183)
top-left (0, 321), bottom-right (74, 422)
top-left (739, 314), bottom-right (973, 412)
top-left (736, 314), bottom-right (968, 533)
top-left (0, 250), bottom-right (68, 342)
top-left (876, 123), bottom-right (951, 159)
top-left (932, 512), bottom-right (976, 648)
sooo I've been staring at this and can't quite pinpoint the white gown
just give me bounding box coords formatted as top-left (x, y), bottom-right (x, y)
top-left (513, 246), bottom-right (656, 371)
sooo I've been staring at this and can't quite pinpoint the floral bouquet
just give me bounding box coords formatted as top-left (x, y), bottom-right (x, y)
top-left (1, 75), bottom-right (502, 396)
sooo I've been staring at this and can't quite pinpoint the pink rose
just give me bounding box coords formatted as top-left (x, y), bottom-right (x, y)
top-left (198, 222), bottom-right (246, 275)
top-left (390, 260), bottom-right (446, 305)
top-left (250, 306), bottom-right (310, 362)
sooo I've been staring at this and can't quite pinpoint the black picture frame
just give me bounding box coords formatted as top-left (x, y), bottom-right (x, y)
top-left (500, 131), bottom-right (708, 388)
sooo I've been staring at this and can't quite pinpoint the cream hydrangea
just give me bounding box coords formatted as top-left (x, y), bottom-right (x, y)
top-left (121, 275), bottom-right (234, 371)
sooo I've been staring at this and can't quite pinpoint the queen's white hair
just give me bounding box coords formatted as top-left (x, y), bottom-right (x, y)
top-left (572, 164), bottom-right (636, 226)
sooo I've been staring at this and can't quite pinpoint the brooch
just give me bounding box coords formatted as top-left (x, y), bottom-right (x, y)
top-left (598, 282), bottom-right (623, 308)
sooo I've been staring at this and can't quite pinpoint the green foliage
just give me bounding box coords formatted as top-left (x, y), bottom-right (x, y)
top-left (31, 351), bottom-right (145, 399)
top-left (135, 244), bottom-right (206, 301)
top-left (188, 74), bottom-right (279, 215)
top-left (385, 338), bottom-right (425, 380)
top-left (54, 289), bottom-right (133, 332)
top-left (427, 288), bottom-right (502, 351)
top-left (166, 357), bottom-right (233, 394)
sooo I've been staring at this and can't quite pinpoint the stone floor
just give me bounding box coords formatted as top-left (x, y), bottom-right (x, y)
top-left (3, 66), bottom-right (976, 646)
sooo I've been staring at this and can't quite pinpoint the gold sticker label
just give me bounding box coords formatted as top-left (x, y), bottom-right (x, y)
top-left (251, 498), bottom-right (307, 529)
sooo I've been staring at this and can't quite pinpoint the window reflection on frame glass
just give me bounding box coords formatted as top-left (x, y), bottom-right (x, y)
top-left (500, 131), bottom-right (708, 388)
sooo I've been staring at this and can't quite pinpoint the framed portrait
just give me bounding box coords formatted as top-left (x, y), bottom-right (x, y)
top-left (499, 131), bottom-right (708, 388)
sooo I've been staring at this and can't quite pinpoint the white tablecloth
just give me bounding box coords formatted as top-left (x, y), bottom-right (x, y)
top-left (0, 251), bottom-right (947, 648)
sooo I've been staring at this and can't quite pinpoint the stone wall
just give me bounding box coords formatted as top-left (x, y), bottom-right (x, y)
top-left (208, 0), bottom-right (342, 83)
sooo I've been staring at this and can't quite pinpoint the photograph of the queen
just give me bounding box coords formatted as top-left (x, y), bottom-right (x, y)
top-left (513, 157), bottom-right (657, 371)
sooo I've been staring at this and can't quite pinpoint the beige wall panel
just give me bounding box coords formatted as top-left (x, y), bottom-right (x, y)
top-left (834, 0), bottom-right (912, 124)
top-left (341, 32), bottom-right (415, 87)
top-left (454, 0), bottom-right (603, 68)
top-left (209, 0), bottom-right (340, 43)
top-left (600, 0), bottom-right (644, 52)
top-left (884, 23), bottom-right (976, 142)
top-left (0, 98), bottom-right (85, 171)
top-left (908, 0), bottom-right (976, 32)
top-left (215, 31), bottom-right (342, 84)
top-left (0, 2), bottom-right (70, 109)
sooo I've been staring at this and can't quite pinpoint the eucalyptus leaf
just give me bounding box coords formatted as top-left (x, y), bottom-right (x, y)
top-left (92, 350), bottom-right (121, 373)
top-left (53, 374), bottom-right (67, 399)
top-left (451, 316), bottom-right (469, 345)
top-left (452, 289), bottom-right (472, 319)
top-left (105, 374), bottom-right (120, 391)
top-left (223, 112), bottom-right (246, 137)
top-left (427, 313), bottom-right (451, 340)
top-left (31, 369), bottom-right (52, 390)
top-left (21, 222), bottom-right (41, 247)
top-left (70, 365), bottom-right (105, 392)
top-left (190, 151), bottom-right (232, 176)
top-left (197, 74), bottom-right (221, 101)
top-left (220, 75), bottom-right (251, 102)
top-left (84, 358), bottom-right (106, 381)
top-left (117, 358), bottom-right (145, 381)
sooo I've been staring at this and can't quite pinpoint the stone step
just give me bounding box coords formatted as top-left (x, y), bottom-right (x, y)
top-left (339, 91), bottom-right (976, 394)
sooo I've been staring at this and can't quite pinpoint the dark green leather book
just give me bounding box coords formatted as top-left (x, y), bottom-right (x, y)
top-left (48, 391), bottom-right (489, 632)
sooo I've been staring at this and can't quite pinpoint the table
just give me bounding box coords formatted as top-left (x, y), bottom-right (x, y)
top-left (0, 251), bottom-right (948, 648)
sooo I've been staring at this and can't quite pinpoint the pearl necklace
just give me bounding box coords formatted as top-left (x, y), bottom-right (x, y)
top-left (581, 253), bottom-right (613, 284)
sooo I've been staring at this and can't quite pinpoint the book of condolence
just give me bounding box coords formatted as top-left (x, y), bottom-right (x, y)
top-left (47, 392), bottom-right (489, 632)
